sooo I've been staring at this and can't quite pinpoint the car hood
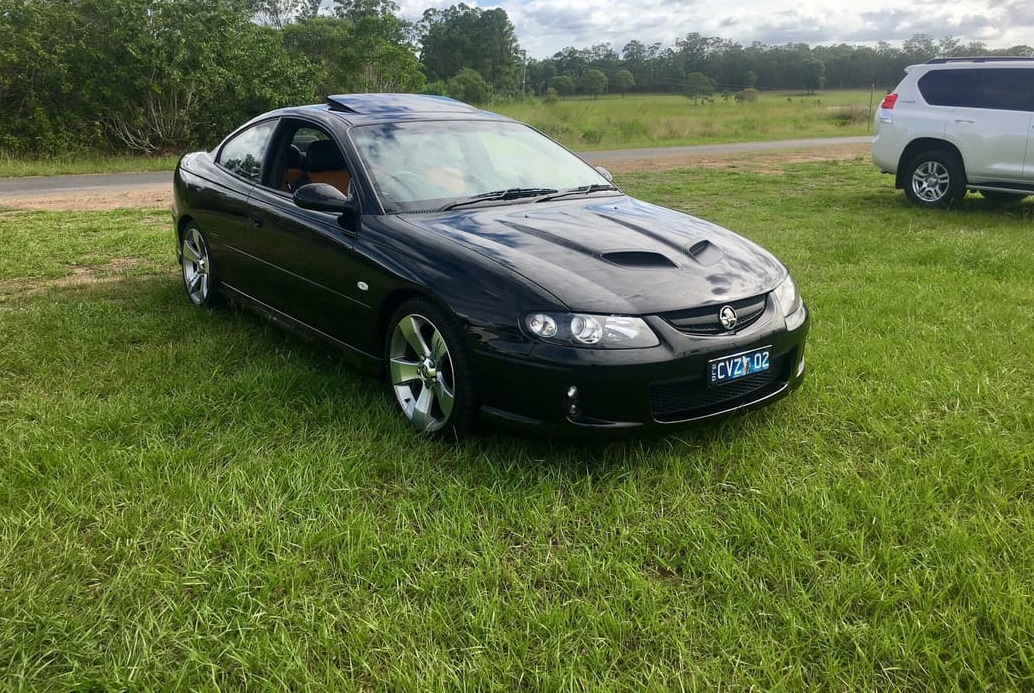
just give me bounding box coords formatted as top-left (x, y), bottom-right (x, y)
top-left (399, 195), bottom-right (787, 314)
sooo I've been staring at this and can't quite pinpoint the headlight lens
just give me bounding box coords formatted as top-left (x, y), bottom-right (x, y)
top-left (773, 275), bottom-right (806, 330)
top-left (524, 312), bottom-right (659, 348)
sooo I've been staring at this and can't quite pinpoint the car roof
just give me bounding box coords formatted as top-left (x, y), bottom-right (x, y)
top-left (262, 94), bottom-right (512, 127)
top-left (905, 56), bottom-right (1034, 73)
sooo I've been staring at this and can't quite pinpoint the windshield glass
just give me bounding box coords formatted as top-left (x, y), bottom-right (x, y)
top-left (350, 120), bottom-right (614, 213)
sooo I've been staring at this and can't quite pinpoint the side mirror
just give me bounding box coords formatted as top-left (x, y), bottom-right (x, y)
top-left (293, 183), bottom-right (355, 214)
top-left (595, 166), bottom-right (614, 183)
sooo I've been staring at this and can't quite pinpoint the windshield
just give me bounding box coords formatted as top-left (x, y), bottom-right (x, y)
top-left (350, 120), bottom-right (615, 213)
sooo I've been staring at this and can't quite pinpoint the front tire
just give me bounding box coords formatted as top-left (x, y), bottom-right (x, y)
top-left (386, 299), bottom-right (477, 437)
top-left (180, 223), bottom-right (221, 307)
top-left (904, 150), bottom-right (966, 208)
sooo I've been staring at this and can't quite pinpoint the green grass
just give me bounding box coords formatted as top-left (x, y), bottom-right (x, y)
top-left (496, 90), bottom-right (874, 150)
top-left (0, 153), bottom-right (180, 178)
top-left (1, 158), bottom-right (1033, 688)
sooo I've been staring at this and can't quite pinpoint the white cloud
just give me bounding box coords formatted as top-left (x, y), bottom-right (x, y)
top-left (396, 0), bottom-right (1034, 58)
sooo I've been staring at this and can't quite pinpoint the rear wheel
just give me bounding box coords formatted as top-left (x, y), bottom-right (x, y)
top-left (904, 150), bottom-right (966, 208)
top-left (180, 223), bottom-right (221, 307)
top-left (386, 299), bottom-right (477, 437)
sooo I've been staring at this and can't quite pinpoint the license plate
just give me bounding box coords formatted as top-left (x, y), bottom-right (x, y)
top-left (709, 346), bottom-right (771, 385)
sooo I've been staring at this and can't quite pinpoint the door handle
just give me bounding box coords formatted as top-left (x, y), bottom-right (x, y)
top-left (954, 119), bottom-right (975, 124)
top-left (249, 216), bottom-right (263, 229)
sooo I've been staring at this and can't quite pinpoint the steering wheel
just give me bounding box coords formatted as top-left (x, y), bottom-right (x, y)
top-left (381, 170), bottom-right (423, 198)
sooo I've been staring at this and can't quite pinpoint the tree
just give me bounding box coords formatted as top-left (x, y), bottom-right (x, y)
top-left (802, 57), bottom-right (826, 94)
top-left (283, 8), bottom-right (424, 95)
top-left (549, 75), bottom-right (576, 97)
top-left (580, 69), bottom-right (608, 99)
top-left (249, 0), bottom-right (302, 28)
top-left (614, 69), bottom-right (635, 96)
top-left (526, 58), bottom-right (556, 97)
top-left (418, 4), bottom-right (520, 93)
top-left (683, 72), bottom-right (715, 102)
top-left (334, 0), bottom-right (398, 19)
top-left (621, 40), bottom-right (662, 92)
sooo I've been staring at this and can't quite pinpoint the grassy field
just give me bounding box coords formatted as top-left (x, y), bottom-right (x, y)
top-left (0, 91), bottom-right (873, 177)
top-left (1, 157), bottom-right (1032, 688)
top-left (0, 153), bottom-right (180, 178)
top-left (498, 90), bottom-right (874, 151)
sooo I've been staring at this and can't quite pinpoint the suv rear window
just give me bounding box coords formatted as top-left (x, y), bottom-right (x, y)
top-left (919, 68), bottom-right (1034, 111)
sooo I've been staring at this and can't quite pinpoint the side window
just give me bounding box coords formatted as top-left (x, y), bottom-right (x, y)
top-left (277, 124), bottom-right (351, 196)
top-left (217, 120), bottom-right (277, 183)
top-left (974, 69), bottom-right (1034, 112)
top-left (918, 69), bottom-right (977, 107)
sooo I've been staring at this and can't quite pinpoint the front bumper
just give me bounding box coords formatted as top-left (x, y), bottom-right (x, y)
top-left (473, 299), bottom-right (809, 436)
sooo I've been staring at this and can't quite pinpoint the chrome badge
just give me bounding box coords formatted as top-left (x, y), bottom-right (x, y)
top-left (719, 305), bottom-right (738, 330)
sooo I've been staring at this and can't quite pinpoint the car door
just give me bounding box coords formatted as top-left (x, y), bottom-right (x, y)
top-left (941, 69), bottom-right (1033, 184)
top-left (1025, 115), bottom-right (1034, 181)
top-left (241, 124), bottom-right (377, 353)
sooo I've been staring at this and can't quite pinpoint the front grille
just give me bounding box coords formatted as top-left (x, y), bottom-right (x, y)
top-left (661, 294), bottom-right (767, 335)
top-left (649, 355), bottom-right (789, 422)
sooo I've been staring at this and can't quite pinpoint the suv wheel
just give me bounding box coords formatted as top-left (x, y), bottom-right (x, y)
top-left (904, 150), bottom-right (966, 208)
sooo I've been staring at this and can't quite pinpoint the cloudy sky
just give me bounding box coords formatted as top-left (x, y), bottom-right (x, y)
top-left (397, 0), bottom-right (1030, 59)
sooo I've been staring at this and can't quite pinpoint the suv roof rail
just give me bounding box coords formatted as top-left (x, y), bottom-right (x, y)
top-left (926, 56), bottom-right (1034, 64)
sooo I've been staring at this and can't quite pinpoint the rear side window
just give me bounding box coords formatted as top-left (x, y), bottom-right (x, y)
top-left (974, 69), bottom-right (1034, 111)
top-left (919, 67), bottom-right (1034, 111)
top-left (918, 69), bottom-right (978, 107)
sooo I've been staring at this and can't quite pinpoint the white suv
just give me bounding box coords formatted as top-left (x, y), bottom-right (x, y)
top-left (872, 57), bottom-right (1034, 207)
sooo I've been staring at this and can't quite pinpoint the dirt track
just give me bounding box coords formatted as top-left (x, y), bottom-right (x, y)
top-left (0, 143), bottom-right (869, 212)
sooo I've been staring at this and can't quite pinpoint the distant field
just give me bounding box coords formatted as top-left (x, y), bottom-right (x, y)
top-left (0, 153), bottom-right (180, 178)
top-left (496, 90), bottom-right (875, 151)
top-left (0, 91), bottom-right (874, 177)
top-left (1, 156), bottom-right (1031, 688)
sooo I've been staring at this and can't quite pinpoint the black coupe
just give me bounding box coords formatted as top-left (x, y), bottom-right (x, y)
top-left (173, 94), bottom-right (809, 437)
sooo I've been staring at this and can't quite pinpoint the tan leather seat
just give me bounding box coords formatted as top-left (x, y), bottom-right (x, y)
top-left (282, 145), bottom-right (304, 191)
top-left (299, 139), bottom-right (351, 195)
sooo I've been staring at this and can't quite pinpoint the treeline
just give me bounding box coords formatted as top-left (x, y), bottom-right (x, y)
top-left (1, 0), bottom-right (1031, 155)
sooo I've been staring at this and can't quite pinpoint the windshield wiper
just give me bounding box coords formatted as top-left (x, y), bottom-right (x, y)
top-left (536, 183), bottom-right (620, 202)
top-left (439, 187), bottom-right (559, 211)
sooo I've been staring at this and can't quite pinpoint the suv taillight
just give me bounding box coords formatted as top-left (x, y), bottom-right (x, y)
top-left (879, 93), bottom-right (898, 109)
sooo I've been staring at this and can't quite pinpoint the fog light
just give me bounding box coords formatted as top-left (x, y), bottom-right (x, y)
top-left (564, 384), bottom-right (581, 419)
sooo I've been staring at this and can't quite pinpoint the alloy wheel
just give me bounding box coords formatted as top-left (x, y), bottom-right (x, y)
top-left (911, 160), bottom-right (951, 203)
top-left (388, 312), bottom-right (456, 433)
top-left (181, 226), bottom-right (211, 305)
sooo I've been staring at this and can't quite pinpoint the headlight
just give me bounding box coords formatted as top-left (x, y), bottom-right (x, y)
top-left (773, 275), bottom-right (806, 331)
top-left (523, 312), bottom-right (659, 348)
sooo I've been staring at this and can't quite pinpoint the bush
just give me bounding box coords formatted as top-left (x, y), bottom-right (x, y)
top-left (446, 68), bottom-right (493, 105)
top-left (735, 88), bottom-right (760, 103)
top-left (829, 105), bottom-right (869, 126)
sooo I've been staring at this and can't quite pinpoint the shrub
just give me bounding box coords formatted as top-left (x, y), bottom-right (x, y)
top-left (735, 88), bottom-right (759, 103)
top-left (830, 105), bottom-right (869, 126)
